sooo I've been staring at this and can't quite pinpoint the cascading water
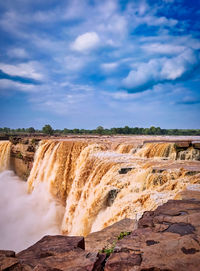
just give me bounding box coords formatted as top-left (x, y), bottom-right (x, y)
top-left (0, 138), bottom-right (200, 251)
top-left (26, 140), bottom-right (200, 236)
top-left (135, 142), bottom-right (177, 159)
top-left (0, 141), bottom-right (11, 171)
top-left (0, 141), bottom-right (64, 252)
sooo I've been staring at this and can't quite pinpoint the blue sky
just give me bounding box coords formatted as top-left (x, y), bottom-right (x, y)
top-left (0, 0), bottom-right (199, 129)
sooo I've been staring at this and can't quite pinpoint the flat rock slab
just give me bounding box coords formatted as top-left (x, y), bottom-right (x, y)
top-left (17, 235), bottom-right (85, 261)
top-left (85, 218), bottom-right (135, 252)
top-left (1, 235), bottom-right (105, 271)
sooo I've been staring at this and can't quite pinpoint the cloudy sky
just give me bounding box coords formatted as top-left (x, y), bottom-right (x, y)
top-left (0, 0), bottom-right (199, 129)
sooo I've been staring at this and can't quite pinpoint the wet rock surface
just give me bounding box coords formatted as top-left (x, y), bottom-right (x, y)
top-left (10, 139), bottom-right (40, 180)
top-left (106, 189), bottom-right (120, 206)
top-left (118, 167), bottom-right (133, 174)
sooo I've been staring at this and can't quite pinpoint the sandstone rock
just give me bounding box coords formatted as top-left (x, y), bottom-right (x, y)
top-left (118, 167), bottom-right (133, 174)
top-left (9, 137), bottom-right (22, 145)
top-left (175, 141), bottom-right (191, 148)
top-left (105, 252), bottom-right (142, 271)
top-left (17, 235), bottom-right (84, 264)
top-left (85, 218), bottom-right (135, 252)
top-left (107, 189), bottom-right (120, 206)
top-left (192, 141), bottom-right (200, 149)
top-left (9, 138), bottom-right (41, 180)
top-left (0, 250), bottom-right (32, 271)
top-left (105, 196), bottom-right (200, 271)
top-left (0, 254), bottom-right (19, 270)
top-left (0, 250), bottom-right (15, 257)
top-left (17, 235), bottom-right (105, 271)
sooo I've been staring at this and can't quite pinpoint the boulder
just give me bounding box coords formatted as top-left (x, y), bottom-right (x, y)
top-left (107, 189), bottom-right (120, 206)
top-left (118, 168), bottom-right (133, 174)
top-left (16, 235), bottom-right (105, 270)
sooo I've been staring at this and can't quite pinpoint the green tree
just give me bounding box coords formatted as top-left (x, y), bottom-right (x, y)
top-left (73, 128), bottom-right (80, 134)
top-left (96, 126), bottom-right (104, 135)
top-left (27, 127), bottom-right (35, 133)
top-left (149, 126), bottom-right (157, 135)
top-left (123, 126), bottom-right (131, 134)
top-left (42, 124), bottom-right (54, 135)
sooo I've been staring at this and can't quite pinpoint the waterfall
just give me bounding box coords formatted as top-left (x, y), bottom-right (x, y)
top-left (135, 142), bottom-right (177, 159)
top-left (0, 138), bottom-right (199, 251)
top-left (0, 141), bottom-right (11, 172)
top-left (26, 139), bottom-right (199, 236)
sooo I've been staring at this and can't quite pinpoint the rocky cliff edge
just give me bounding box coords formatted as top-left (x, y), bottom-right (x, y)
top-left (1, 190), bottom-right (200, 271)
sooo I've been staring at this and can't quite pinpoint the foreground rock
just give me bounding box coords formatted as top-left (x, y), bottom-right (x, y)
top-left (1, 236), bottom-right (105, 271)
top-left (85, 218), bottom-right (135, 252)
top-left (1, 194), bottom-right (200, 270)
top-left (105, 192), bottom-right (200, 271)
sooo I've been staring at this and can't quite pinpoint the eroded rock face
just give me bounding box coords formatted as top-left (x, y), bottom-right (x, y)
top-left (105, 194), bottom-right (200, 271)
top-left (10, 139), bottom-right (40, 180)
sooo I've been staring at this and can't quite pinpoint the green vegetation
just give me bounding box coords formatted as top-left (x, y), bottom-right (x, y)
top-left (16, 152), bottom-right (23, 159)
top-left (0, 125), bottom-right (200, 136)
top-left (27, 127), bottom-right (35, 133)
top-left (99, 231), bottom-right (132, 256)
top-left (117, 231), bottom-right (131, 240)
top-left (42, 124), bottom-right (54, 135)
top-left (99, 241), bottom-right (116, 256)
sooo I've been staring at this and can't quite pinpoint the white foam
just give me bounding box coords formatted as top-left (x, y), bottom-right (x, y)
top-left (186, 184), bottom-right (200, 191)
top-left (0, 170), bottom-right (64, 252)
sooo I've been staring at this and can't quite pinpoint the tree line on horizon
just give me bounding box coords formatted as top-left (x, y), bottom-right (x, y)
top-left (0, 125), bottom-right (200, 136)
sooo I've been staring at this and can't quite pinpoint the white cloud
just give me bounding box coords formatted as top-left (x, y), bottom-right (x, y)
top-left (161, 49), bottom-right (197, 80)
top-left (102, 90), bottom-right (151, 100)
top-left (7, 48), bottom-right (28, 59)
top-left (141, 43), bottom-right (185, 55)
top-left (0, 61), bottom-right (44, 80)
top-left (0, 79), bottom-right (37, 93)
top-left (101, 62), bottom-right (118, 72)
top-left (122, 49), bottom-right (199, 91)
top-left (104, 15), bottom-right (127, 35)
top-left (139, 15), bottom-right (177, 27)
top-left (64, 56), bottom-right (86, 71)
top-left (28, 81), bottom-right (94, 115)
top-left (71, 32), bottom-right (100, 52)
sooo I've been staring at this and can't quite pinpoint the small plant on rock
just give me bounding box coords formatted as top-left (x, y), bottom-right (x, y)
top-left (99, 240), bottom-right (117, 256)
top-left (117, 231), bottom-right (131, 240)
